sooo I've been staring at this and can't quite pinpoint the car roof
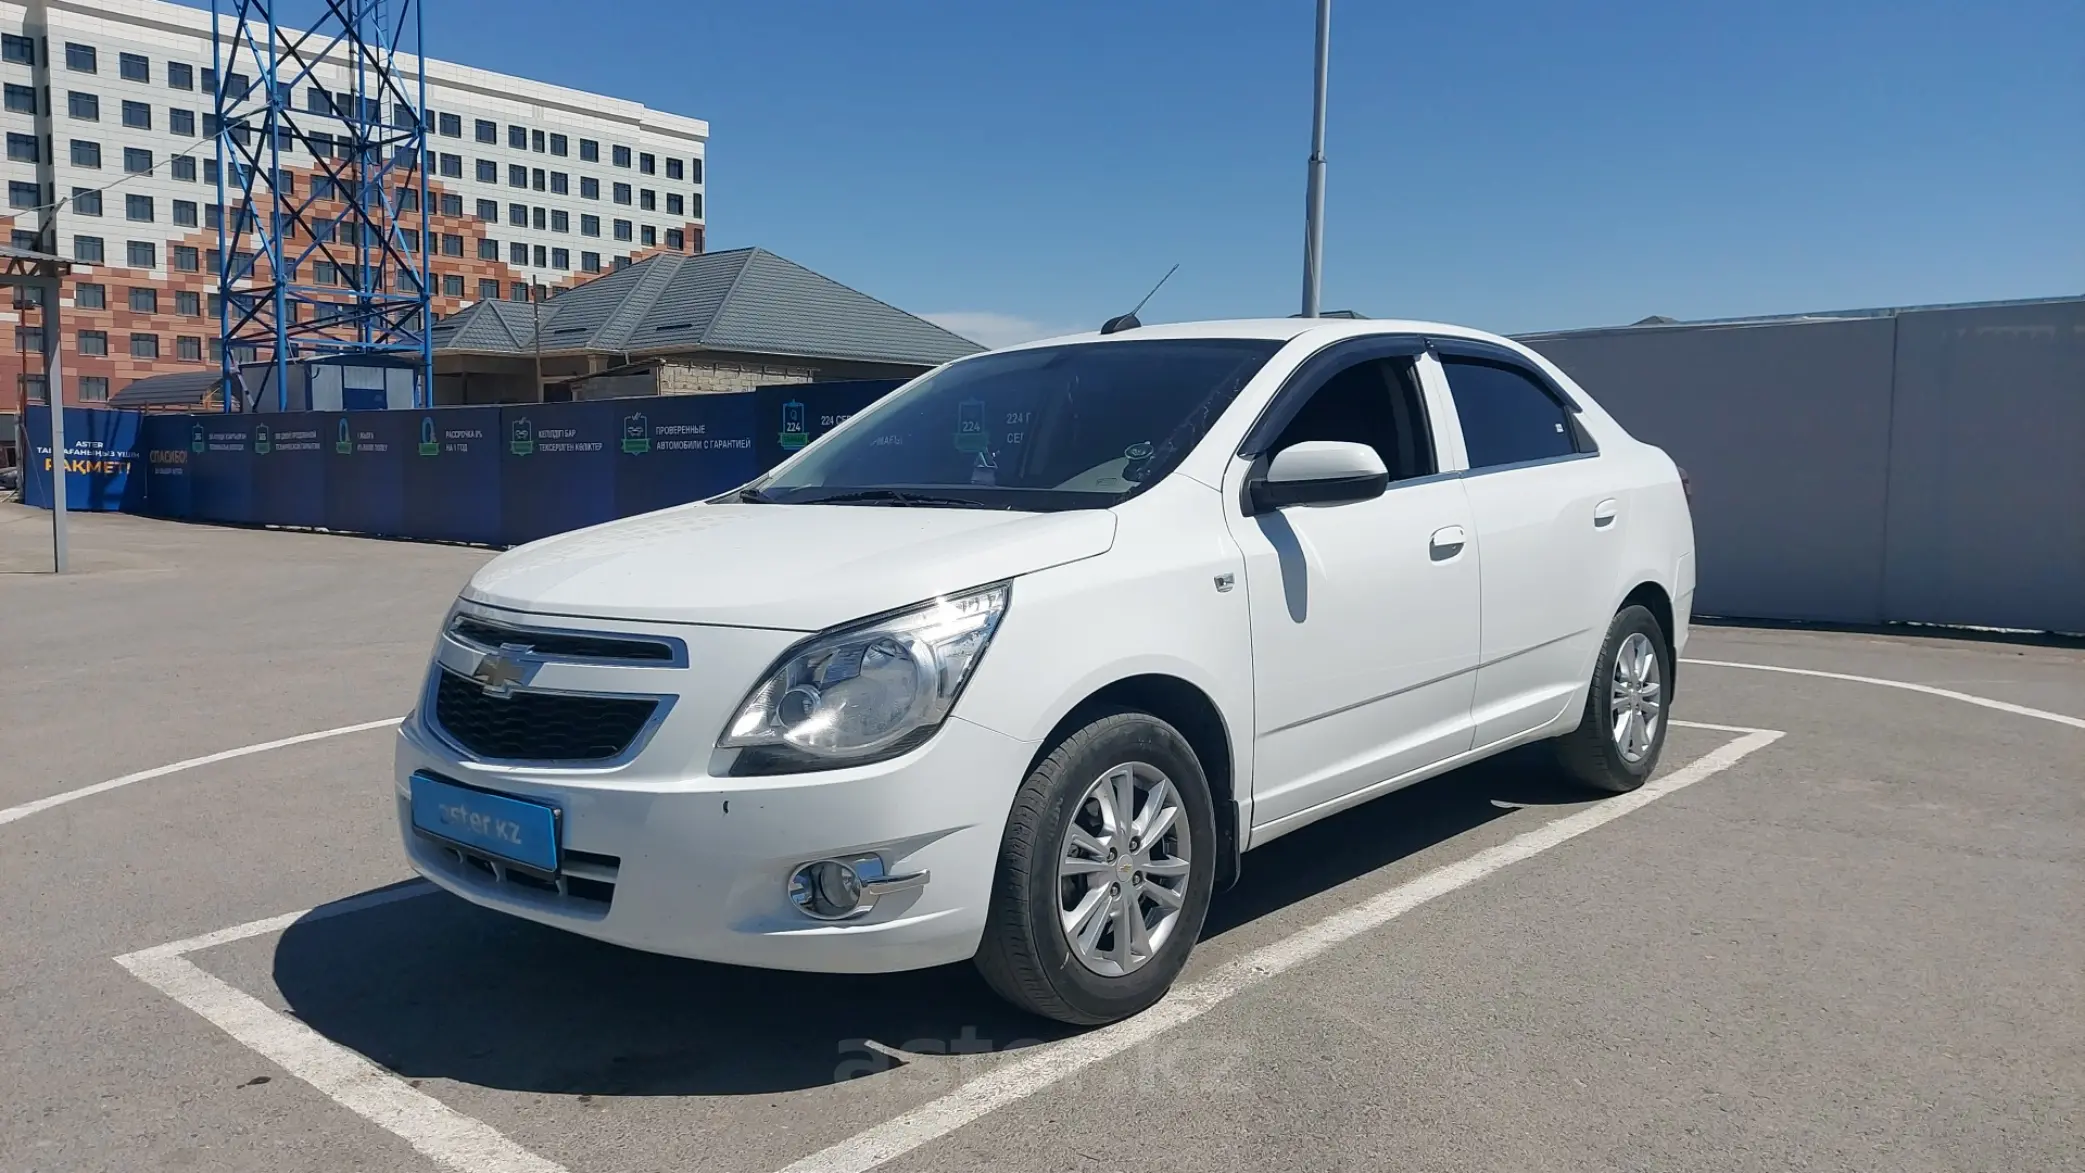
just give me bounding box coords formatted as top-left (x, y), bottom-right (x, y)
top-left (998, 316), bottom-right (1516, 351)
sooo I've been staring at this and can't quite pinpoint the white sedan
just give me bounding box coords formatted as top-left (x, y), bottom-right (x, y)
top-left (396, 316), bottom-right (1695, 1024)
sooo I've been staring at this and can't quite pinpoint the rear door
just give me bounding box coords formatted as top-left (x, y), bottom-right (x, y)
top-left (1427, 342), bottom-right (1620, 747)
top-left (1225, 341), bottom-right (1481, 836)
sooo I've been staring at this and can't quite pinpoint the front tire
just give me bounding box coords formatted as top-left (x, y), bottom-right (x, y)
top-left (974, 709), bottom-right (1217, 1025)
top-left (1553, 604), bottom-right (1672, 793)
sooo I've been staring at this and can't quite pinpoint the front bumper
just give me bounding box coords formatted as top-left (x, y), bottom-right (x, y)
top-left (397, 709), bottom-right (1037, 973)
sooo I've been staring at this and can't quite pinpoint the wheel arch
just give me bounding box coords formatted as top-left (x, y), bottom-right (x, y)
top-left (1618, 578), bottom-right (1677, 692)
top-left (1031, 673), bottom-right (1244, 890)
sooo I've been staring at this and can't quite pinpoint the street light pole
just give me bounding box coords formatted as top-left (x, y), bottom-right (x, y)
top-left (44, 275), bottom-right (68, 573)
top-left (1300, 0), bottom-right (1331, 318)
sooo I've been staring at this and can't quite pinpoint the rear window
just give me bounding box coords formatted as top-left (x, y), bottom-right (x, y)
top-left (1441, 357), bottom-right (1579, 469)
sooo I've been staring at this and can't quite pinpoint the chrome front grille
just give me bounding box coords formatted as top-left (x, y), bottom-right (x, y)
top-left (449, 615), bottom-right (680, 664)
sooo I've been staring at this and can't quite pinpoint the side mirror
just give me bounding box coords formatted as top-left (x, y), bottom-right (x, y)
top-left (1248, 441), bottom-right (1389, 513)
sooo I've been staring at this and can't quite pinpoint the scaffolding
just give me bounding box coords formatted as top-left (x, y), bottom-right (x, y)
top-left (212, 0), bottom-right (431, 410)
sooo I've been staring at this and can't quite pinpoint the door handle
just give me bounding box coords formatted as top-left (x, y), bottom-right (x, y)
top-left (1429, 525), bottom-right (1467, 561)
top-left (1593, 499), bottom-right (1619, 529)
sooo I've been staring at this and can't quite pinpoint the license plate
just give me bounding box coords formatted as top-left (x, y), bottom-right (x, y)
top-left (409, 772), bottom-right (560, 873)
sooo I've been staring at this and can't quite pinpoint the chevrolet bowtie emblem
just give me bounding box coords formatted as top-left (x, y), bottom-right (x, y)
top-left (471, 644), bottom-right (535, 696)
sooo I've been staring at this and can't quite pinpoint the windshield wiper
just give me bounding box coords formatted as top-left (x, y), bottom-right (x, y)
top-left (735, 486), bottom-right (773, 503)
top-left (804, 488), bottom-right (1007, 509)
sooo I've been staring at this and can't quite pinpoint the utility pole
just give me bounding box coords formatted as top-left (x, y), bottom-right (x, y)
top-left (44, 273), bottom-right (68, 573)
top-left (530, 284), bottom-right (546, 401)
top-left (1300, 0), bottom-right (1332, 318)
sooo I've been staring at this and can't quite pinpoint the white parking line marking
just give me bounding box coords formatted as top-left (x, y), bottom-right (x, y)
top-left (1682, 658), bottom-right (2085, 731)
top-left (114, 882), bottom-right (569, 1173)
top-left (779, 724), bottom-right (1785, 1173)
top-left (0, 717), bottom-right (403, 828)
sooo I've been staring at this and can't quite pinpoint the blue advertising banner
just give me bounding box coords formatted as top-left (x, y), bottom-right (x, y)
top-left (324, 411), bottom-right (407, 538)
top-left (21, 407), bottom-right (145, 512)
top-left (500, 402), bottom-right (616, 546)
top-left (188, 415), bottom-right (260, 525)
top-left (248, 415), bottom-right (330, 529)
top-left (753, 380), bottom-right (902, 471)
top-left (612, 393), bottom-right (760, 520)
top-left (400, 408), bottom-right (502, 544)
top-left (138, 414), bottom-right (194, 519)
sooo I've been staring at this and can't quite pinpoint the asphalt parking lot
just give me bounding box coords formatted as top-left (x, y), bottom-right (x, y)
top-left (3, 501), bottom-right (2081, 1173)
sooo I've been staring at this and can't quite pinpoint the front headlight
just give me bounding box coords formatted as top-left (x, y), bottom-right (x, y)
top-left (720, 583), bottom-right (1009, 772)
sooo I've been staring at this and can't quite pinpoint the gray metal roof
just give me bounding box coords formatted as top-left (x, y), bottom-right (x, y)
top-left (109, 369), bottom-right (221, 408)
top-left (433, 248), bottom-right (983, 366)
top-left (0, 243), bottom-right (67, 264)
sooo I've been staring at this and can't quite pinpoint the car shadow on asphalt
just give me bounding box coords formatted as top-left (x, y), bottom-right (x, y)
top-left (272, 743), bottom-right (1591, 1097)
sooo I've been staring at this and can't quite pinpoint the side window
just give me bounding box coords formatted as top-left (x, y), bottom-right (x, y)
top-left (1440, 357), bottom-right (1579, 469)
top-left (1269, 357), bottom-right (1436, 482)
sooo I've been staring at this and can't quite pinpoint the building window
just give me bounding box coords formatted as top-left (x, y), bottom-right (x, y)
top-left (551, 248), bottom-right (569, 270)
top-left (690, 192), bottom-right (702, 218)
top-left (129, 287), bottom-right (158, 312)
top-left (77, 283), bottom-right (107, 309)
top-left (530, 129), bottom-right (545, 152)
top-left (580, 176), bottom-right (599, 200)
top-left (507, 202), bottom-right (526, 226)
top-left (16, 326), bottom-right (48, 354)
top-left (666, 157), bottom-right (684, 181)
top-left (549, 133), bottom-right (568, 157)
top-left (612, 218), bottom-right (632, 241)
top-left (6, 181), bottom-right (38, 209)
top-left (123, 147), bottom-right (151, 173)
top-left (691, 158), bottom-right (703, 184)
top-left (398, 187), bottom-right (420, 212)
top-left (476, 158), bottom-right (497, 183)
top-left (75, 236), bottom-right (105, 263)
top-left (532, 244), bottom-right (547, 267)
top-left (640, 225), bottom-right (656, 246)
top-left (531, 206), bottom-right (546, 230)
top-left (579, 138), bottom-right (599, 162)
top-left (66, 43), bottom-right (97, 73)
top-left (640, 189), bottom-right (656, 211)
top-left (475, 118), bottom-right (496, 143)
top-left (168, 154), bottom-right (196, 182)
top-left (507, 163), bottom-right (526, 188)
top-left (477, 237), bottom-right (498, 260)
top-left (470, 198), bottom-right (493, 221)
top-left (311, 176), bottom-right (336, 200)
top-left (580, 214), bottom-right (599, 237)
top-left (550, 209), bottom-right (569, 232)
top-left (581, 251), bottom-right (601, 273)
top-left (171, 200), bottom-right (197, 227)
top-left (639, 152), bottom-right (656, 175)
top-left (511, 282), bottom-right (530, 302)
top-left (665, 228), bottom-right (684, 251)
top-left (2, 33), bottom-right (34, 64)
top-left (204, 159), bottom-right (220, 183)
top-left (68, 91), bottom-right (99, 120)
top-left (531, 167), bottom-right (545, 192)
top-left (72, 187), bottom-right (102, 215)
top-left (611, 144), bottom-right (631, 168)
top-left (125, 193), bottom-right (154, 221)
top-left (613, 182), bottom-right (631, 205)
top-left (477, 278), bottom-right (499, 301)
top-left (121, 99), bottom-right (151, 129)
top-left (6, 133), bottom-right (38, 162)
top-left (167, 61), bottom-right (193, 90)
top-left (666, 193), bottom-right (684, 216)
top-left (20, 374), bottom-right (48, 403)
top-left (178, 335), bottom-right (204, 361)
top-left (78, 330), bottom-right (109, 356)
top-left (3, 83), bottom-right (35, 114)
top-left (131, 333), bottom-right (160, 359)
top-left (441, 232), bottom-right (463, 256)
top-left (547, 171), bottom-right (568, 195)
top-left (507, 124), bottom-right (526, 149)
top-left (439, 152), bottom-right (462, 177)
top-left (127, 241), bottom-right (156, 267)
top-left (613, 255), bottom-right (630, 271)
top-left (118, 52), bottom-right (150, 82)
top-left (205, 204), bottom-right (220, 229)
top-left (439, 192), bottom-right (463, 216)
top-left (442, 273), bottom-right (464, 297)
top-left (177, 290), bottom-right (201, 316)
top-left (169, 107), bottom-right (194, 135)
top-left (80, 376), bottom-right (111, 402)
top-left (509, 242), bottom-right (528, 265)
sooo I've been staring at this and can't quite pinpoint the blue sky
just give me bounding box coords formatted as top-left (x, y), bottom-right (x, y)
top-left (351, 2), bottom-right (2082, 344)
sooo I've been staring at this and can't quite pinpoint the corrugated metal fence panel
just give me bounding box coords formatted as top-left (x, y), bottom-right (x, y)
top-left (1528, 317), bottom-right (1899, 624)
top-left (1882, 301), bottom-right (2085, 633)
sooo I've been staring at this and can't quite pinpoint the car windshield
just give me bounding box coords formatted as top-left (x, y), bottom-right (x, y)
top-left (750, 338), bottom-right (1285, 510)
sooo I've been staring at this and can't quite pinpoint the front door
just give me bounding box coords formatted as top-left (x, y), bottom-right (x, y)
top-left (1226, 351), bottom-right (1482, 835)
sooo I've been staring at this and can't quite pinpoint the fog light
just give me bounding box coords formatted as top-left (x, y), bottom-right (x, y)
top-left (789, 859), bottom-right (865, 920)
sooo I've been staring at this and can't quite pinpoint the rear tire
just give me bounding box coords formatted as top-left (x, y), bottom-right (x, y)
top-left (974, 708), bottom-right (1217, 1025)
top-left (1553, 604), bottom-right (1671, 794)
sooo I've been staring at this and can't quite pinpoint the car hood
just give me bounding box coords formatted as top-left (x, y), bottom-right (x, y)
top-left (462, 502), bottom-right (1118, 631)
